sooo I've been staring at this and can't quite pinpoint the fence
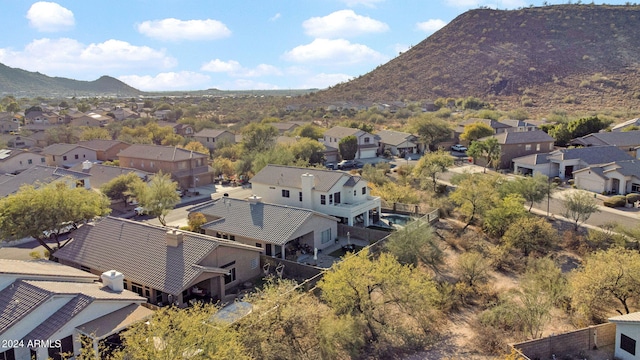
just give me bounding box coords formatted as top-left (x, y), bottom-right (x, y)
top-left (337, 224), bottom-right (390, 243)
top-left (380, 200), bottom-right (433, 215)
top-left (511, 322), bottom-right (616, 360)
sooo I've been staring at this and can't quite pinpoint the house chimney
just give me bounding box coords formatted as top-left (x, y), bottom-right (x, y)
top-left (301, 173), bottom-right (314, 209)
top-left (247, 194), bottom-right (262, 204)
top-left (82, 160), bottom-right (92, 170)
top-left (166, 229), bottom-right (184, 247)
top-left (101, 270), bottom-right (124, 292)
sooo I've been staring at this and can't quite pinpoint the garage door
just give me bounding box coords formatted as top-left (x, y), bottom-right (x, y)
top-left (358, 148), bottom-right (378, 159)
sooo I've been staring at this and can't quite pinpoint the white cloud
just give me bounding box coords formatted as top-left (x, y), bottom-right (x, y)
top-left (303, 10), bottom-right (388, 38)
top-left (300, 73), bottom-right (353, 89)
top-left (339, 0), bottom-right (385, 8)
top-left (118, 71), bottom-right (211, 91)
top-left (416, 19), bottom-right (447, 34)
top-left (201, 59), bottom-right (281, 77)
top-left (0, 38), bottom-right (176, 78)
top-left (269, 13), bottom-right (281, 21)
top-left (26, 2), bottom-right (74, 32)
top-left (137, 18), bottom-right (231, 41)
top-left (393, 43), bottom-right (411, 55)
top-left (283, 38), bottom-right (387, 65)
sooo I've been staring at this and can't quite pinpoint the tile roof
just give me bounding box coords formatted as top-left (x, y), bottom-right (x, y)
top-left (461, 118), bottom-right (512, 129)
top-left (193, 129), bottom-right (233, 138)
top-left (42, 143), bottom-right (93, 156)
top-left (76, 303), bottom-right (154, 339)
top-left (78, 140), bottom-right (129, 151)
top-left (0, 280), bottom-right (51, 336)
top-left (323, 126), bottom-right (364, 138)
top-left (0, 259), bottom-right (98, 281)
top-left (23, 294), bottom-right (93, 342)
top-left (193, 198), bottom-right (335, 245)
top-left (611, 118), bottom-right (640, 131)
top-left (68, 163), bottom-right (151, 189)
top-left (512, 153), bottom-right (551, 166)
top-left (489, 130), bottom-right (554, 144)
top-left (54, 217), bottom-right (260, 295)
top-left (499, 119), bottom-right (538, 128)
top-left (610, 312), bottom-right (640, 323)
top-left (270, 122), bottom-right (299, 131)
top-left (570, 130), bottom-right (640, 147)
top-left (117, 144), bottom-right (207, 161)
top-left (0, 165), bottom-right (90, 197)
top-left (250, 164), bottom-right (352, 192)
top-left (547, 145), bottom-right (634, 164)
top-left (376, 130), bottom-right (416, 146)
top-left (22, 280), bottom-right (143, 300)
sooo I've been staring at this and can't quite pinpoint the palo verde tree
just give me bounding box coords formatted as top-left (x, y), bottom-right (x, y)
top-left (100, 172), bottom-right (146, 205)
top-left (338, 135), bottom-right (358, 160)
top-left (500, 173), bottom-right (551, 212)
top-left (409, 115), bottom-right (452, 151)
top-left (241, 122), bottom-right (278, 153)
top-left (562, 190), bottom-right (599, 231)
top-left (467, 137), bottom-right (500, 172)
top-left (385, 222), bottom-right (444, 273)
top-left (413, 149), bottom-right (454, 191)
top-left (0, 181), bottom-right (111, 254)
top-left (129, 171), bottom-right (180, 226)
top-left (449, 173), bottom-right (500, 232)
top-left (459, 121), bottom-right (494, 142)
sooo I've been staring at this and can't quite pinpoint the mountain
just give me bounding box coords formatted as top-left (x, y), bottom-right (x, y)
top-left (315, 4), bottom-right (640, 113)
top-left (0, 63), bottom-right (142, 97)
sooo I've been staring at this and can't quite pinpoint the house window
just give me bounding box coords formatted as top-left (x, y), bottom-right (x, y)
top-left (131, 283), bottom-right (144, 296)
top-left (525, 144), bottom-right (532, 151)
top-left (364, 137), bottom-right (370, 143)
top-left (621, 333), bottom-right (636, 355)
top-left (282, 189), bottom-right (290, 198)
top-left (536, 143), bottom-right (541, 151)
top-left (251, 257), bottom-right (259, 270)
top-left (225, 268), bottom-right (237, 284)
top-left (41, 157), bottom-right (45, 163)
top-left (354, 190), bottom-right (357, 196)
top-left (255, 243), bottom-right (262, 248)
top-left (207, 137), bottom-right (210, 142)
top-left (334, 192), bottom-right (341, 204)
top-left (299, 192), bottom-right (303, 202)
top-left (150, 161), bottom-right (154, 168)
top-left (63, 155), bottom-right (67, 161)
top-left (28, 159), bottom-right (32, 165)
top-left (321, 195), bottom-right (326, 205)
top-left (48, 335), bottom-right (73, 360)
top-left (329, 194), bottom-right (333, 205)
top-left (75, 154), bottom-right (79, 159)
top-left (549, 143), bottom-right (554, 150)
top-left (229, 235), bottom-right (235, 241)
top-left (321, 228), bottom-right (332, 244)
top-left (362, 187), bottom-right (366, 195)
top-left (632, 183), bottom-right (640, 193)
top-left (0, 348), bottom-right (15, 360)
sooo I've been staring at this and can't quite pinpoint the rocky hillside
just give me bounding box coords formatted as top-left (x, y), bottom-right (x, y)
top-left (0, 63), bottom-right (141, 97)
top-left (315, 4), bottom-right (640, 113)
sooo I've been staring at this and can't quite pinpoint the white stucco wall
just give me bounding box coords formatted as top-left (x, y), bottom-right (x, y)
top-left (614, 323), bottom-right (640, 360)
top-left (574, 172), bottom-right (606, 193)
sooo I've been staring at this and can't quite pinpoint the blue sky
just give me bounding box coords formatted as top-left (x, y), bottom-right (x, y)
top-left (0, 1), bottom-right (629, 91)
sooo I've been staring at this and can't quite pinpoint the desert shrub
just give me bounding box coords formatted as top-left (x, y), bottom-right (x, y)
top-left (626, 193), bottom-right (640, 204)
top-left (603, 195), bottom-right (626, 208)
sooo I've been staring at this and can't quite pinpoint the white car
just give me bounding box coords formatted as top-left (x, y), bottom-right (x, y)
top-left (134, 206), bottom-right (147, 216)
top-left (451, 144), bottom-right (468, 152)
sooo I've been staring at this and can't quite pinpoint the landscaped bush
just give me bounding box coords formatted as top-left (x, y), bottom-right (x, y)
top-left (603, 195), bottom-right (626, 208)
top-left (626, 193), bottom-right (640, 204)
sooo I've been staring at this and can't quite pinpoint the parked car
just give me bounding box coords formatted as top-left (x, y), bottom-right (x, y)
top-left (337, 160), bottom-right (362, 169)
top-left (134, 206), bottom-right (147, 216)
top-left (451, 144), bottom-right (468, 152)
top-left (43, 222), bottom-right (78, 239)
top-left (325, 162), bottom-right (336, 170)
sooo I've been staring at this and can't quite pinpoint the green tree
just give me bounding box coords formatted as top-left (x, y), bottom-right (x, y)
top-left (80, 127), bottom-right (112, 141)
top-left (130, 171), bottom-right (180, 226)
top-left (413, 149), bottom-right (454, 191)
top-left (111, 303), bottom-right (250, 360)
top-left (45, 125), bottom-right (79, 145)
top-left (100, 172), bottom-right (146, 205)
top-left (338, 135), bottom-right (358, 160)
top-left (211, 157), bottom-right (235, 179)
top-left (570, 248), bottom-right (640, 323)
top-left (182, 141), bottom-right (210, 157)
top-left (567, 116), bottom-right (611, 139)
top-left (501, 173), bottom-right (551, 211)
top-left (187, 212), bottom-right (207, 233)
top-left (6, 101), bottom-right (20, 113)
top-left (483, 194), bottom-right (527, 238)
top-left (0, 181), bottom-right (111, 253)
top-left (459, 122), bottom-right (494, 142)
top-left (242, 122), bottom-right (278, 153)
top-left (295, 123), bottom-right (325, 140)
top-left (409, 115), bottom-right (452, 151)
top-left (502, 217), bottom-right (557, 257)
top-left (450, 173), bottom-right (500, 232)
top-left (468, 137), bottom-right (500, 172)
top-left (456, 251), bottom-right (491, 289)
top-left (386, 223), bottom-right (444, 273)
top-left (562, 190), bottom-right (599, 231)
top-left (287, 137), bottom-right (325, 164)
top-left (319, 249), bottom-right (440, 349)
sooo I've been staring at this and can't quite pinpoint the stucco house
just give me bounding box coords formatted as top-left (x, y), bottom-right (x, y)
top-left (611, 118), bottom-right (640, 132)
top-left (0, 149), bottom-right (46, 174)
top-left (191, 195), bottom-right (338, 260)
top-left (42, 143), bottom-right (98, 168)
top-left (322, 126), bottom-right (379, 159)
top-left (477, 130), bottom-right (555, 169)
top-left (68, 112), bottom-right (112, 128)
top-left (78, 139), bottom-right (130, 162)
top-left (55, 216), bottom-right (263, 308)
top-left (191, 129), bottom-right (236, 151)
top-left (573, 160), bottom-right (640, 195)
top-left (513, 145), bottom-right (635, 179)
top-left (250, 164), bottom-right (381, 226)
top-left (270, 122), bottom-right (300, 134)
top-left (0, 165), bottom-right (91, 198)
top-left (376, 129), bottom-right (421, 156)
top-left (570, 130), bottom-right (640, 157)
top-left (69, 161), bottom-right (151, 190)
top-left (0, 259), bottom-right (150, 360)
top-left (117, 144), bottom-right (212, 189)
top-left (0, 113), bottom-right (20, 133)
top-left (610, 312), bottom-right (640, 360)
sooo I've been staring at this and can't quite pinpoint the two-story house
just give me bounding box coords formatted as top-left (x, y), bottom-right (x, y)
top-left (191, 196), bottom-right (338, 260)
top-left (78, 139), bottom-right (130, 162)
top-left (0, 149), bottom-right (46, 174)
top-left (117, 144), bottom-right (212, 189)
top-left (322, 126), bottom-right (379, 159)
top-left (477, 130), bottom-right (555, 169)
top-left (55, 216), bottom-right (263, 307)
top-left (42, 143), bottom-right (98, 168)
top-left (0, 113), bottom-right (20, 133)
top-left (570, 130), bottom-right (640, 158)
top-left (250, 165), bottom-right (381, 227)
top-left (191, 129), bottom-right (236, 152)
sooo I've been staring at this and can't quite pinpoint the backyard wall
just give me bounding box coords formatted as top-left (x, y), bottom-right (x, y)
top-left (337, 224), bottom-right (389, 243)
top-left (512, 323), bottom-right (616, 360)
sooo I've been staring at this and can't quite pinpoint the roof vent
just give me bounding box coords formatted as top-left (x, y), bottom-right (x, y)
top-left (82, 160), bottom-right (92, 170)
top-left (101, 270), bottom-right (124, 292)
top-left (166, 229), bottom-right (184, 247)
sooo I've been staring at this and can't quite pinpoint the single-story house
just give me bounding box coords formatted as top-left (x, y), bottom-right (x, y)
top-left (610, 312), bottom-right (640, 360)
top-left (573, 159), bottom-right (640, 195)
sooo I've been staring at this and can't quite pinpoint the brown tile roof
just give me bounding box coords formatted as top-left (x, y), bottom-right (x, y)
top-left (488, 130), bottom-right (554, 144)
top-left (54, 217), bottom-right (260, 295)
top-left (323, 126), bottom-right (364, 138)
top-left (117, 144), bottom-right (207, 161)
top-left (193, 129), bottom-right (233, 138)
top-left (68, 163), bottom-right (151, 189)
top-left (23, 294), bottom-right (93, 341)
top-left (0, 280), bottom-right (51, 336)
top-left (76, 303), bottom-right (154, 339)
top-left (42, 143), bottom-right (94, 156)
top-left (0, 165), bottom-right (90, 197)
top-left (250, 164), bottom-right (349, 192)
top-left (0, 259), bottom-right (98, 280)
top-left (78, 140), bottom-right (129, 151)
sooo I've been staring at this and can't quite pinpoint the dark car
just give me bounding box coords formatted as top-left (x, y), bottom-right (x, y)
top-left (337, 160), bottom-right (362, 169)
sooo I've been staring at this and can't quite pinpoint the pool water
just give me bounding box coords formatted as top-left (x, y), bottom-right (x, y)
top-left (381, 214), bottom-right (414, 226)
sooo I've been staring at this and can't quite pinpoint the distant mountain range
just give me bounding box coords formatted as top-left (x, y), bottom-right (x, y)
top-left (314, 4), bottom-right (640, 113)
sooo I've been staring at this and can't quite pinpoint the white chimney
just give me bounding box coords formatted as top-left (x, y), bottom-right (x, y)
top-left (247, 194), bottom-right (262, 204)
top-left (166, 229), bottom-right (184, 247)
top-left (82, 160), bottom-right (92, 170)
top-left (101, 270), bottom-right (124, 292)
top-left (301, 173), bottom-right (314, 209)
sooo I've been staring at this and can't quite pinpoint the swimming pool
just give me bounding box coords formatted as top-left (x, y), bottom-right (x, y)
top-left (381, 214), bottom-right (415, 226)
